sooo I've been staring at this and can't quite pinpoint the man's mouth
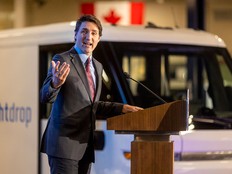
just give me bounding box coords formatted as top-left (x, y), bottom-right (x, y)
top-left (83, 42), bottom-right (92, 47)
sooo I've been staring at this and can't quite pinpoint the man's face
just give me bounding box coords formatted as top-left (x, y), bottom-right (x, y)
top-left (75, 21), bottom-right (100, 56)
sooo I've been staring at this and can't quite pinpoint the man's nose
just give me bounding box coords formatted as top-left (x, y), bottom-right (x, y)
top-left (85, 32), bottom-right (91, 39)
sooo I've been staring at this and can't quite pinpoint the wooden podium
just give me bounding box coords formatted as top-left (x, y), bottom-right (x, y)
top-left (107, 100), bottom-right (188, 174)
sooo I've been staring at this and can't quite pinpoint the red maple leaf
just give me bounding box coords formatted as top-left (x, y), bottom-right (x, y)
top-left (103, 9), bottom-right (121, 24)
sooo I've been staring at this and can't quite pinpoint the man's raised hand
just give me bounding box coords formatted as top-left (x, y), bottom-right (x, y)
top-left (51, 61), bottom-right (70, 89)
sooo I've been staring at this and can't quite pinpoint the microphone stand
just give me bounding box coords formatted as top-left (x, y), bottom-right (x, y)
top-left (124, 72), bottom-right (167, 104)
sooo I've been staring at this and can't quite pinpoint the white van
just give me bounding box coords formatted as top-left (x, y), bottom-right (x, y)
top-left (0, 22), bottom-right (232, 174)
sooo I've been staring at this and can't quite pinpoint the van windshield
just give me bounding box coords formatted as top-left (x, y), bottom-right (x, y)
top-left (96, 42), bottom-right (232, 129)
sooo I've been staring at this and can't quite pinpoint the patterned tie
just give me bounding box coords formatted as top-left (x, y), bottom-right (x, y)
top-left (85, 57), bottom-right (95, 101)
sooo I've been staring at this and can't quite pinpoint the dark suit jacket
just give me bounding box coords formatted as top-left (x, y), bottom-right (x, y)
top-left (40, 47), bottom-right (123, 162)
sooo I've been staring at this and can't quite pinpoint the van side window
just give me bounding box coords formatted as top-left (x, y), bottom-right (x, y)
top-left (216, 54), bottom-right (232, 109)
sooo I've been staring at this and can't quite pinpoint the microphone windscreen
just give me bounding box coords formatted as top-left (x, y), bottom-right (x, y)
top-left (123, 72), bottom-right (131, 79)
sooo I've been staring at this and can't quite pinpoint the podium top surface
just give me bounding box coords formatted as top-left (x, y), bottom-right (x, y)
top-left (107, 100), bottom-right (187, 133)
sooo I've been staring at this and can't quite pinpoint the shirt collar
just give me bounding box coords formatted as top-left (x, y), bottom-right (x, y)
top-left (74, 45), bottom-right (92, 65)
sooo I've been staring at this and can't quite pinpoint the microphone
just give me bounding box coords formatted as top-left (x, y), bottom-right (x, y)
top-left (123, 72), bottom-right (167, 104)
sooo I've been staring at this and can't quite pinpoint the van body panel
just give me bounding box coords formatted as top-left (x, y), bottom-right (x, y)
top-left (0, 22), bottom-right (226, 47)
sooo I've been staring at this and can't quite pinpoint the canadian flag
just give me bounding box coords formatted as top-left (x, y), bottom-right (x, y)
top-left (81, 1), bottom-right (144, 25)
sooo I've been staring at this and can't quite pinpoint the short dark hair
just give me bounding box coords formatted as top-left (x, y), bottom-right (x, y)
top-left (74, 14), bottom-right (102, 36)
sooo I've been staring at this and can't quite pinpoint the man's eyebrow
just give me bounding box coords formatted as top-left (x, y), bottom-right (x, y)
top-left (81, 28), bottom-right (88, 30)
top-left (81, 28), bottom-right (98, 32)
top-left (92, 30), bottom-right (98, 33)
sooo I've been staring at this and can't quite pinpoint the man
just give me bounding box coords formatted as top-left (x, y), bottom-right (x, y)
top-left (40, 14), bottom-right (142, 174)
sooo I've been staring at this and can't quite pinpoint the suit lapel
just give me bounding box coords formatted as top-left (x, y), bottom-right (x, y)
top-left (69, 47), bottom-right (92, 101)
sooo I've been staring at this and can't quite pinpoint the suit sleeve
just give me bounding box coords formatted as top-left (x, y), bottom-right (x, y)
top-left (40, 54), bottom-right (63, 103)
top-left (95, 101), bottom-right (124, 118)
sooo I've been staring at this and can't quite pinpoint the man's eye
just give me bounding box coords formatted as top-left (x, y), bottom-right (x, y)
top-left (92, 32), bottom-right (98, 36)
top-left (81, 30), bottom-right (88, 34)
